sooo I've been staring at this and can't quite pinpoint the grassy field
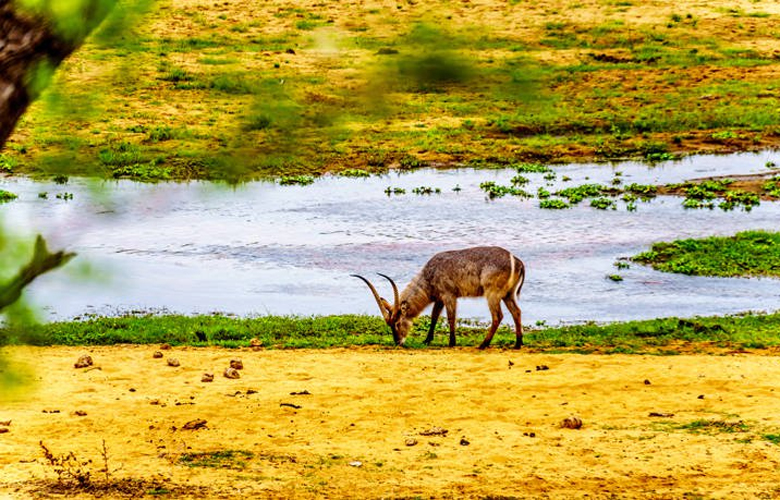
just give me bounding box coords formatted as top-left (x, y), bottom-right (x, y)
top-left (4, 310), bottom-right (780, 353)
top-left (4, 0), bottom-right (780, 181)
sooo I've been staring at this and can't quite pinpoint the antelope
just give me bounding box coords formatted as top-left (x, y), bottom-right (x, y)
top-left (352, 246), bottom-right (525, 349)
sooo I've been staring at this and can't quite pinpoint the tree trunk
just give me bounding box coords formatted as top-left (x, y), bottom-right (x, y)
top-left (0, 0), bottom-right (79, 147)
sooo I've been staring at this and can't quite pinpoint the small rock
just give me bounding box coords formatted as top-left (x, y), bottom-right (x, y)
top-left (0, 428), bottom-right (8, 434)
top-left (536, 365), bottom-right (549, 371)
top-left (153, 351), bottom-right (163, 359)
top-left (698, 394), bottom-right (705, 399)
top-left (459, 438), bottom-right (470, 446)
top-left (349, 461), bottom-right (362, 467)
top-left (167, 358), bottom-right (180, 367)
top-left (74, 410), bottom-right (87, 417)
top-left (160, 343), bottom-right (172, 350)
top-left (649, 412), bottom-right (675, 418)
top-left (561, 416), bottom-right (583, 429)
top-left (230, 359), bottom-right (244, 370)
top-left (644, 379), bottom-right (651, 385)
top-left (224, 367), bottom-right (241, 379)
top-left (405, 438), bottom-right (418, 446)
top-left (249, 338), bottom-right (262, 350)
top-left (74, 355), bottom-right (93, 369)
top-left (201, 373), bottom-right (214, 383)
top-left (419, 426), bottom-right (448, 436)
top-left (181, 418), bottom-right (207, 430)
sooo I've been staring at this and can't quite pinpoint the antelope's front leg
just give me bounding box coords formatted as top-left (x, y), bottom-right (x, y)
top-left (444, 299), bottom-right (457, 347)
top-left (425, 301), bottom-right (444, 345)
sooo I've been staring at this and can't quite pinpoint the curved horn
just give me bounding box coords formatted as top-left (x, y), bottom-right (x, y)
top-left (377, 273), bottom-right (400, 310)
top-left (351, 274), bottom-right (390, 320)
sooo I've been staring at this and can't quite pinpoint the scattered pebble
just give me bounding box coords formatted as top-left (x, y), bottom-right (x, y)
top-left (420, 426), bottom-right (448, 437)
top-left (181, 419), bottom-right (207, 430)
top-left (0, 428), bottom-right (8, 434)
top-left (201, 373), bottom-right (214, 383)
top-left (523, 432), bottom-right (536, 438)
top-left (459, 438), bottom-right (470, 446)
top-left (230, 359), bottom-right (244, 370)
top-left (536, 365), bottom-right (549, 371)
top-left (349, 461), bottom-right (362, 467)
top-left (405, 438), bottom-right (418, 446)
top-left (249, 338), bottom-right (262, 350)
top-left (561, 416), bottom-right (583, 429)
top-left (224, 367), bottom-right (240, 379)
top-left (649, 412), bottom-right (675, 418)
top-left (698, 394), bottom-right (705, 399)
top-left (167, 358), bottom-right (180, 367)
top-left (153, 351), bottom-right (163, 359)
top-left (74, 355), bottom-right (93, 369)
top-left (0, 420), bottom-right (11, 426)
top-left (644, 379), bottom-right (651, 385)
top-left (74, 410), bottom-right (87, 417)
top-left (160, 343), bottom-right (172, 350)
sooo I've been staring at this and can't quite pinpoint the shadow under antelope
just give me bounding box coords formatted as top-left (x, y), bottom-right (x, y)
top-left (352, 246), bottom-right (525, 349)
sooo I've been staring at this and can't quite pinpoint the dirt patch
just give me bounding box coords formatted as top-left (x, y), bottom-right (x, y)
top-left (1, 345), bottom-right (780, 498)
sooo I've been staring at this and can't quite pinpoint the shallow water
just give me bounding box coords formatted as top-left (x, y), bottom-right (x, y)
top-left (2, 151), bottom-right (780, 325)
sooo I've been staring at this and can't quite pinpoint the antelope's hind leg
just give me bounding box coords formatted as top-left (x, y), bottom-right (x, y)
top-left (478, 295), bottom-right (504, 350)
top-left (425, 301), bottom-right (444, 345)
top-left (503, 293), bottom-right (523, 348)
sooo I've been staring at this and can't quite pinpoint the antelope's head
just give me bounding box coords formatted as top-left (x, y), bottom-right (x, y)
top-left (352, 273), bottom-right (412, 346)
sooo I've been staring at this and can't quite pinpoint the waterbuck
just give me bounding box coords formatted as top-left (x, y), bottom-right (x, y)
top-left (352, 246), bottom-right (525, 349)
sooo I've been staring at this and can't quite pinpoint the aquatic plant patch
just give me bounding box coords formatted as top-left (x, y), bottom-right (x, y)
top-left (632, 231), bottom-right (780, 278)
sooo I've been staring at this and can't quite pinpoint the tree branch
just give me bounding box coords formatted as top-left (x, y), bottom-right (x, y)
top-left (0, 235), bottom-right (76, 312)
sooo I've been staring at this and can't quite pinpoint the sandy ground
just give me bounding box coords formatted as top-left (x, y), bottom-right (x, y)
top-left (1, 345), bottom-right (780, 499)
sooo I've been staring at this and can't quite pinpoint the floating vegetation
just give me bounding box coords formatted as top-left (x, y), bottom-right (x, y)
top-left (537, 187), bottom-right (551, 199)
top-left (0, 189), bottom-right (18, 202)
top-left (607, 274), bottom-right (624, 282)
top-left (670, 178), bottom-right (759, 212)
top-left (555, 183), bottom-right (609, 204)
top-left (412, 186), bottom-right (441, 195)
top-left (510, 174), bottom-right (530, 186)
top-left (514, 162), bottom-right (551, 173)
top-left (590, 197), bottom-right (617, 210)
top-left (479, 181), bottom-right (531, 199)
top-left (279, 175), bottom-right (316, 186)
top-left (624, 183), bottom-right (658, 198)
top-left (384, 186), bottom-right (406, 196)
top-left (539, 198), bottom-right (570, 209)
top-left (763, 176), bottom-right (780, 198)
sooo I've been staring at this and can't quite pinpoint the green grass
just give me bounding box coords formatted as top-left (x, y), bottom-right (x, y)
top-left (5, 310), bottom-right (780, 353)
top-left (179, 450), bottom-right (254, 469)
top-left (7, 1), bottom-right (780, 181)
top-left (632, 230), bottom-right (780, 278)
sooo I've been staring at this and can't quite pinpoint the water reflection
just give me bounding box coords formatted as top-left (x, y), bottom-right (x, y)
top-left (2, 152), bottom-right (779, 324)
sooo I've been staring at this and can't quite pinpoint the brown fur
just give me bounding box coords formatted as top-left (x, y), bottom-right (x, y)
top-left (355, 246), bottom-right (525, 349)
